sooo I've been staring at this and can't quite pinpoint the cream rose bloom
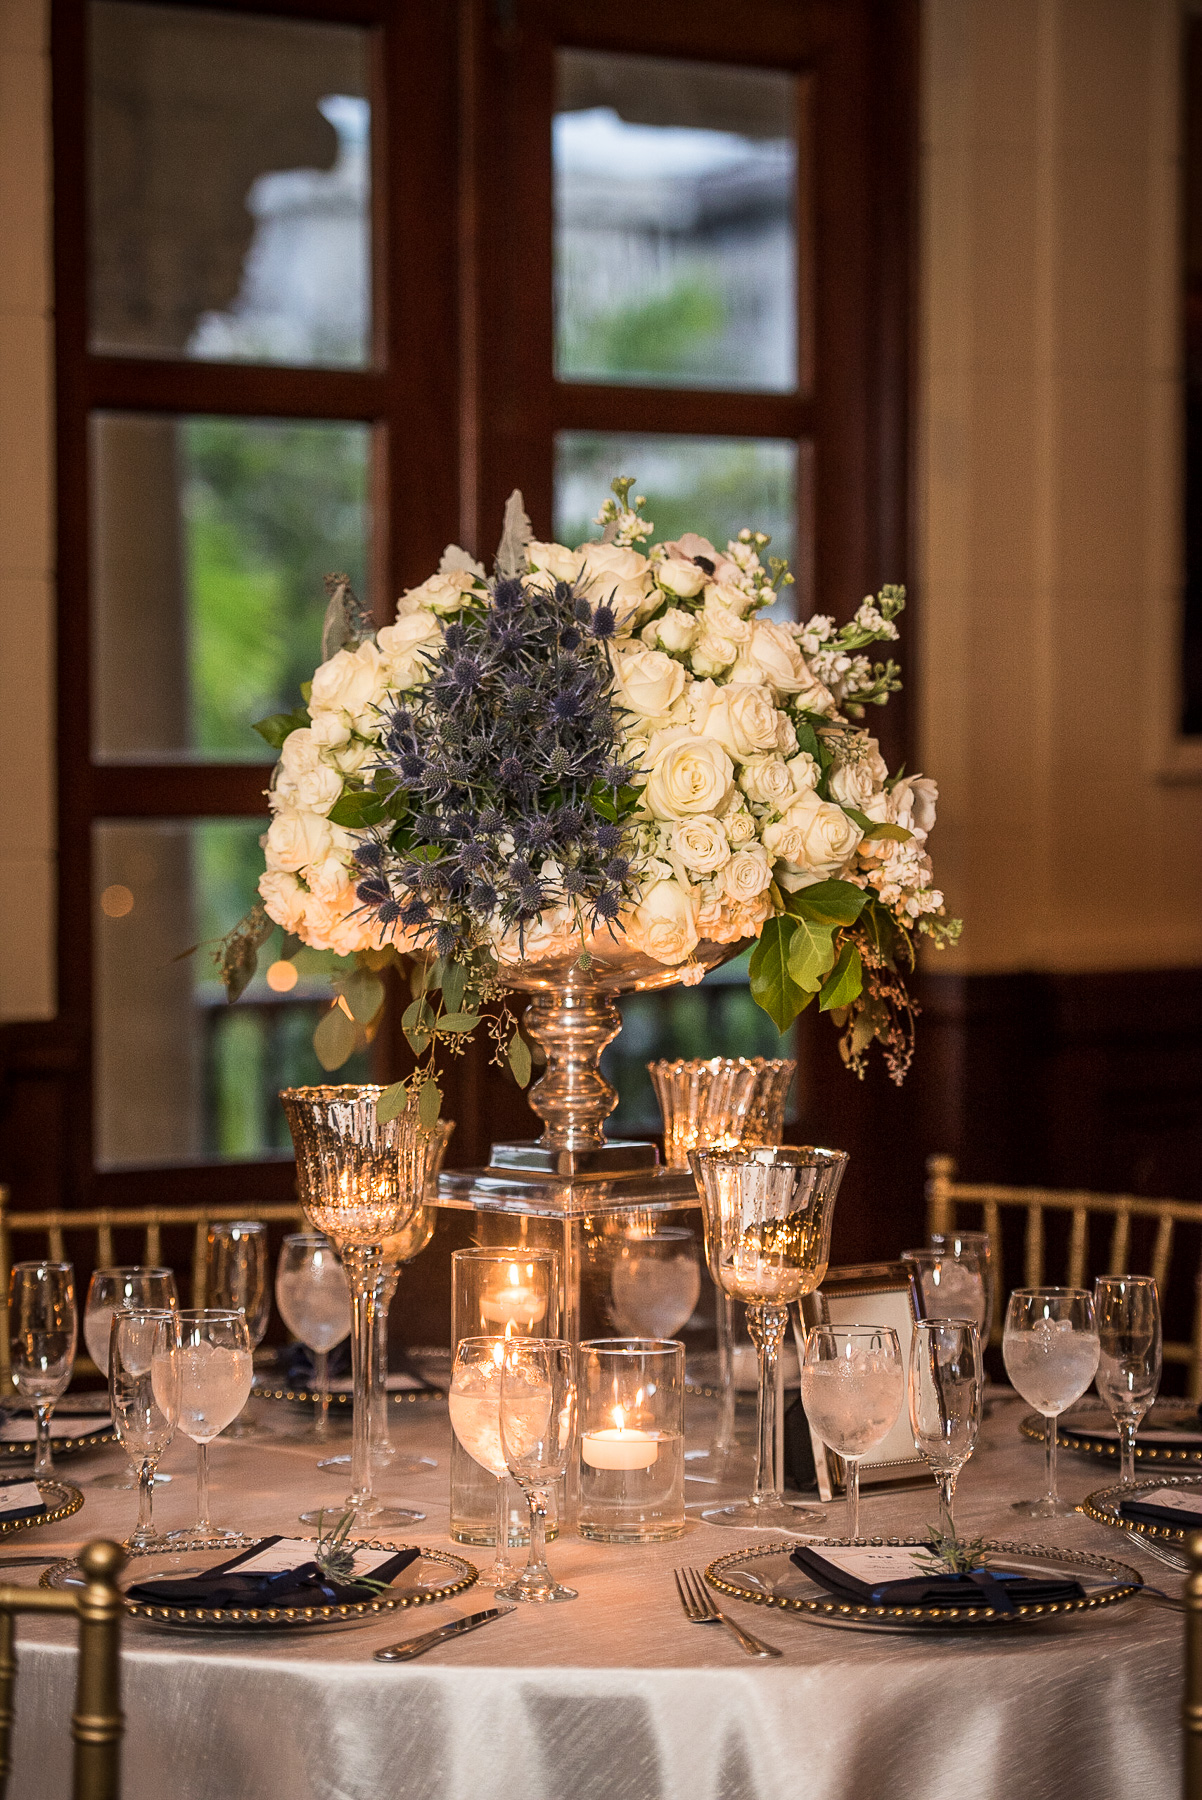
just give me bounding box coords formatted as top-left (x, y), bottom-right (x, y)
top-left (786, 752), bottom-right (821, 792)
top-left (762, 789), bottom-right (864, 886)
top-left (275, 736), bottom-right (343, 815)
top-left (613, 648), bottom-right (687, 720)
top-left (669, 814), bottom-right (730, 875)
top-left (377, 610), bottom-right (443, 688)
top-left (723, 806), bottom-right (758, 845)
top-left (309, 641), bottom-right (384, 718)
top-left (626, 878), bottom-right (699, 965)
top-left (656, 557), bottom-right (707, 598)
top-left (578, 543), bottom-right (655, 628)
top-left (645, 729), bottom-right (735, 819)
top-left (690, 682), bottom-right (782, 759)
top-left (259, 869), bottom-right (308, 935)
top-left (738, 753), bottom-right (794, 810)
top-left (526, 541), bottom-right (583, 584)
top-left (722, 844), bottom-right (773, 901)
top-left (309, 711), bottom-right (351, 751)
top-left (889, 774), bottom-right (939, 839)
top-left (690, 595), bottom-right (752, 677)
top-left (729, 620), bottom-right (817, 694)
top-left (264, 807), bottom-right (335, 875)
top-left (643, 607), bottom-right (699, 655)
top-left (398, 567), bottom-right (480, 617)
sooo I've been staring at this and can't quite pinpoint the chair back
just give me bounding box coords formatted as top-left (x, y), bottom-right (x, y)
top-left (0, 1538), bottom-right (125, 1800)
top-left (0, 1188), bottom-right (305, 1384)
top-left (926, 1154), bottom-right (1202, 1395)
top-left (1188, 1531), bottom-right (1202, 1800)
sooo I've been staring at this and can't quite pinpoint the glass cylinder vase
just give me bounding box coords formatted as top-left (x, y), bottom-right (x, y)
top-left (578, 1338), bottom-right (685, 1542)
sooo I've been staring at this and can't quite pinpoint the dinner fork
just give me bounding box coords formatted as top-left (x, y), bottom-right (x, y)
top-left (674, 1567), bottom-right (782, 1658)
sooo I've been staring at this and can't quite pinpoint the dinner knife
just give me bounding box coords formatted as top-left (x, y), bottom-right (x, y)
top-left (374, 1605), bottom-right (515, 1662)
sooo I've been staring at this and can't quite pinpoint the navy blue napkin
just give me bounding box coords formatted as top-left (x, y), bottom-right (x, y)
top-left (1119, 1494), bottom-right (1202, 1531)
top-left (0, 1481), bottom-right (47, 1524)
top-left (790, 1545), bottom-right (1085, 1612)
top-left (127, 1537), bottom-right (420, 1607)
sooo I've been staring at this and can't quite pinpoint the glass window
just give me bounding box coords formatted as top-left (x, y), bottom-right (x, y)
top-left (91, 413), bottom-right (371, 762)
top-left (88, 1), bottom-right (371, 367)
top-left (554, 50), bottom-right (798, 392)
top-left (94, 819), bottom-right (368, 1169)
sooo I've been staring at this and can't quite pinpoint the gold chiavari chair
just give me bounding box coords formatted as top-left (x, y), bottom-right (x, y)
top-left (1188, 1533), bottom-right (1202, 1800)
top-left (0, 1188), bottom-right (305, 1386)
top-left (0, 1538), bottom-right (125, 1800)
top-left (926, 1155), bottom-right (1202, 1395)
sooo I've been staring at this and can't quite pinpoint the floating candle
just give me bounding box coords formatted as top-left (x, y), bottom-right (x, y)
top-left (478, 1262), bottom-right (548, 1330)
top-left (581, 1407), bottom-right (659, 1471)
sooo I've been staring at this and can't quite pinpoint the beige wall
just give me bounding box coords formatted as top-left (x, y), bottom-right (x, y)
top-left (920, 0), bottom-right (1202, 974)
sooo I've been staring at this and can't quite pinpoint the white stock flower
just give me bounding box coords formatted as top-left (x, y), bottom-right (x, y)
top-left (625, 878), bottom-right (700, 965)
top-left (309, 641), bottom-right (384, 718)
top-left (669, 814), bottom-right (731, 875)
top-left (613, 648), bottom-right (687, 720)
top-left (527, 541), bottom-right (583, 583)
top-left (259, 869), bottom-right (308, 934)
top-left (722, 845), bottom-right (773, 901)
top-left (738, 753), bottom-right (794, 809)
top-left (377, 611), bottom-right (443, 688)
top-left (761, 789), bottom-right (864, 884)
top-left (264, 807), bottom-right (335, 875)
top-left (656, 557), bottom-right (707, 598)
top-left (645, 730), bottom-right (735, 819)
top-left (828, 737), bottom-right (889, 808)
top-left (644, 607), bottom-right (699, 654)
top-left (689, 683), bottom-right (781, 760)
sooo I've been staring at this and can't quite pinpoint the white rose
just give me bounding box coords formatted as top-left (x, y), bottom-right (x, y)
top-left (738, 754), bottom-right (794, 809)
top-left (309, 712), bottom-right (350, 751)
top-left (377, 610), bottom-right (443, 688)
top-left (656, 557), bottom-right (707, 598)
top-left (578, 544), bottom-right (656, 627)
top-left (283, 760), bottom-right (344, 815)
top-left (786, 752), bottom-right (820, 792)
top-left (625, 879), bottom-right (699, 966)
top-left (264, 808), bottom-right (335, 874)
top-left (762, 789), bottom-right (864, 884)
top-left (729, 620), bottom-right (817, 694)
top-left (722, 845), bottom-right (773, 901)
top-left (331, 737), bottom-right (371, 775)
top-left (689, 595), bottom-right (752, 677)
top-left (259, 869), bottom-right (308, 935)
top-left (776, 714), bottom-right (798, 757)
top-left (309, 641), bottom-right (384, 717)
top-left (690, 683), bottom-right (781, 759)
top-left (669, 815), bottom-right (731, 875)
top-left (723, 806), bottom-right (758, 846)
top-left (645, 607), bottom-right (699, 654)
top-left (613, 648), bottom-right (687, 720)
top-left (828, 761), bottom-right (876, 808)
top-left (399, 568), bottom-right (480, 616)
top-left (645, 730), bottom-right (735, 819)
top-left (305, 855), bottom-right (355, 906)
top-left (707, 579), bottom-right (757, 619)
top-left (527, 541), bottom-right (583, 584)
top-left (890, 774), bottom-right (938, 838)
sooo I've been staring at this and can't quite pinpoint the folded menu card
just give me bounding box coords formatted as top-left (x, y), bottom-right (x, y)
top-left (126, 1536), bottom-right (420, 1608)
top-left (0, 1480), bottom-right (48, 1523)
top-left (790, 1544), bottom-right (1086, 1613)
top-left (1118, 1488), bottom-right (1202, 1531)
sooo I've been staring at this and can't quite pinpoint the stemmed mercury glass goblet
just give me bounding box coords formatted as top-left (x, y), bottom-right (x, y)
top-left (162, 1308), bottom-right (253, 1545)
top-left (85, 1266), bottom-right (178, 1489)
top-left (449, 1336), bottom-right (513, 1589)
top-left (110, 1307), bottom-right (178, 1548)
top-left (801, 1325), bottom-right (904, 1540)
top-left (1003, 1287), bottom-right (1100, 1517)
top-left (9, 1262), bottom-right (77, 1480)
top-left (275, 1233), bottom-right (350, 1442)
top-left (496, 1338), bottom-right (578, 1605)
top-left (1093, 1275), bottom-right (1162, 1486)
top-left (205, 1223), bottom-right (270, 1438)
top-left (690, 1145), bottom-right (847, 1531)
top-left (907, 1319), bottom-right (983, 1535)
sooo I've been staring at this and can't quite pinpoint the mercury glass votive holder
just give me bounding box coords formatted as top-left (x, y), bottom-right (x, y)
top-left (578, 1338), bottom-right (685, 1542)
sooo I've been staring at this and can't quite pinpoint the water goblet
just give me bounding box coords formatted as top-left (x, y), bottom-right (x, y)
top-left (448, 1336), bottom-right (513, 1589)
top-left (85, 1266), bottom-right (178, 1489)
top-left (205, 1222), bottom-right (269, 1437)
top-left (9, 1262), bottom-right (77, 1479)
top-left (690, 1145), bottom-right (848, 1531)
top-left (275, 1233), bottom-right (350, 1442)
top-left (907, 1318), bottom-right (983, 1535)
top-left (496, 1338), bottom-right (577, 1604)
top-left (110, 1307), bottom-right (178, 1548)
top-left (1093, 1275), bottom-right (1162, 1486)
top-left (1003, 1287), bottom-right (1099, 1516)
top-left (161, 1308), bottom-right (253, 1545)
top-left (902, 1247), bottom-right (987, 1335)
top-left (800, 1325), bottom-right (904, 1540)
top-left (929, 1229), bottom-right (995, 1344)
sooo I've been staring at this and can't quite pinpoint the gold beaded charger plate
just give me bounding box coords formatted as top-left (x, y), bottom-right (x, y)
top-left (0, 1480), bottom-right (83, 1536)
top-left (0, 1416), bottom-right (116, 1461)
top-left (1080, 1472), bottom-right (1202, 1548)
top-left (1020, 1403), bottom-right (1202, 1468)
top-left (704, 1538), bottom-right (1143, 1633)
top-left (42, 1538), bottom-right (477, 1632)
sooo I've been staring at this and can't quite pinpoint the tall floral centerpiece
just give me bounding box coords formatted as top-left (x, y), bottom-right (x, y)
top-left (227, 479), bottom-right (958, 1131)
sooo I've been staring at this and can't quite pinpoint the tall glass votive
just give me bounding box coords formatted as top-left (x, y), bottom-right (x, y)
top-left (449, 1248), bottom-right (558, 1546)
top-left (578, 1338), bottom-right (685, 1542)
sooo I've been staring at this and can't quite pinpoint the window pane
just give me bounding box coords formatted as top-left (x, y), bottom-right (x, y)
top-left (94, 819), bottom-right (368, 1169)
top-left (89, 1), bottom-right (371, 367)
top-left (555, 50), bottom-right (798, 391)
top-left (91, 413), bottom-right (371, 762)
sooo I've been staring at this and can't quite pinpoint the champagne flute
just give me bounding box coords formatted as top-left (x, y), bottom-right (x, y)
top-left (800, 1325), bottom-right (904, 1540)
top-left (111, 1308), bottom-right (178, 1548)
top-left (9, 1262), bottom-right (76, 1479)
top-left (161, 1308), bottom-right (253, 1545)
top-left (205, 1223), bottom-right (269, 1438)
top-left (448, 1336), bottom-right (513, 1590)
top-left (274, 1234), bottom-right (350, 1441)
top-left (907, 1318), bottom-right (983, 1535)
top-left (1003, 1287), bottom-right (1099, 1516)
top-left (85, 1266), bottom-right (178, 1489)
top-left (1093, 1275), bottom-right (1162, 1486)
top-left (496, 1338), bottom-right (577, 1604)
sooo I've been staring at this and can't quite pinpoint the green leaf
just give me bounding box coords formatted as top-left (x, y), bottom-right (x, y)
top-left (508, 1031), bottom-right (532, 1088)
top-left (342, 969), bottom-right (384, 1024)
top-left (749, 916), bottom-right (811, 1033)
top-left (401, 996), bottom-right (433, 1056)
top-left (441, 961), bottom-right (466, 1014)
top-left (786, 916), bottom-right (838, 992)
top-left (819, 941), bottom-right (863, 1012)
top-left (300, 681), bottom-right (312, 702)
top-left (313, 1004), bottom-right (358, 1072)
top-left (418, 1079), bottom-right (442, 1130)
top-left (375, 1080), bottom-right (409, 1125)
top-left (785, 879), bottom-right (870, 927)
top-left (252, 708), bottom-right (309, 749)
top-left (438, 1011), bottom-right (481, 1034)
top-left (327, 789), bottom-right (387, 829)
top-left (864, 822), bottom-right (913, 842)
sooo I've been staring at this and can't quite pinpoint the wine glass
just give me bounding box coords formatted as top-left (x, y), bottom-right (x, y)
top-left (1093, 1275), bottom-right (1162, 1486)
top-left (929, 1229), bottom-right (995, 1344)
top-left (1003, 1287), bottom-right (1099, 1516)
top-left (907, 1318), bottom-right (983, 1535)
top-left (205, 1223), bottom-right (269, 1438)
top-left (275, 1234), bottom-right (350, 1441)
top-left (9, 1261), bottom-right (77, 1479)
top-left (85, 1266), bottom-right (178, 1489)
top-left (161, 1308), bottom-right (253, 1545)
top-left (690, 1145), bottom-right (848, 1530)
top-left (902, 1247), bottom-right (987, 1335)
top-left (496, 1338), bottom-right (577, 1604)
top-left (448, 1336), bottom-right (513, 1590)
top-left (800, 1325), bottom-right (904, 1540)
top-left (110, 1307), bottom-right (178, 1548)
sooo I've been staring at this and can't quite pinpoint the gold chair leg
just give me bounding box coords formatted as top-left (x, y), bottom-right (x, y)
top-left (1186, 1531), bottom-right (1202, 1800)
top-left (0, 1611), bottom-right (14, 1800)
top-left (71, 1540), bottom-right (125, 1800)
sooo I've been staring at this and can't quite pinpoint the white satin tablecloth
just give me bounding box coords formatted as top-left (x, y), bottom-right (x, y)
top-left (7, 1391), bottom-right (1180, 1800)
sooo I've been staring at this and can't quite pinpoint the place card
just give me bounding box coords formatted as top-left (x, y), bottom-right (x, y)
top-left (221, 1536), bottom-right (417, 1583)
top-left (0, 1481), bottom-right (47, 1522)
top-left (1119, 1487), bottom-right (1202, 1530)
top-left (799, 1544), bottom-right (929, 1584)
